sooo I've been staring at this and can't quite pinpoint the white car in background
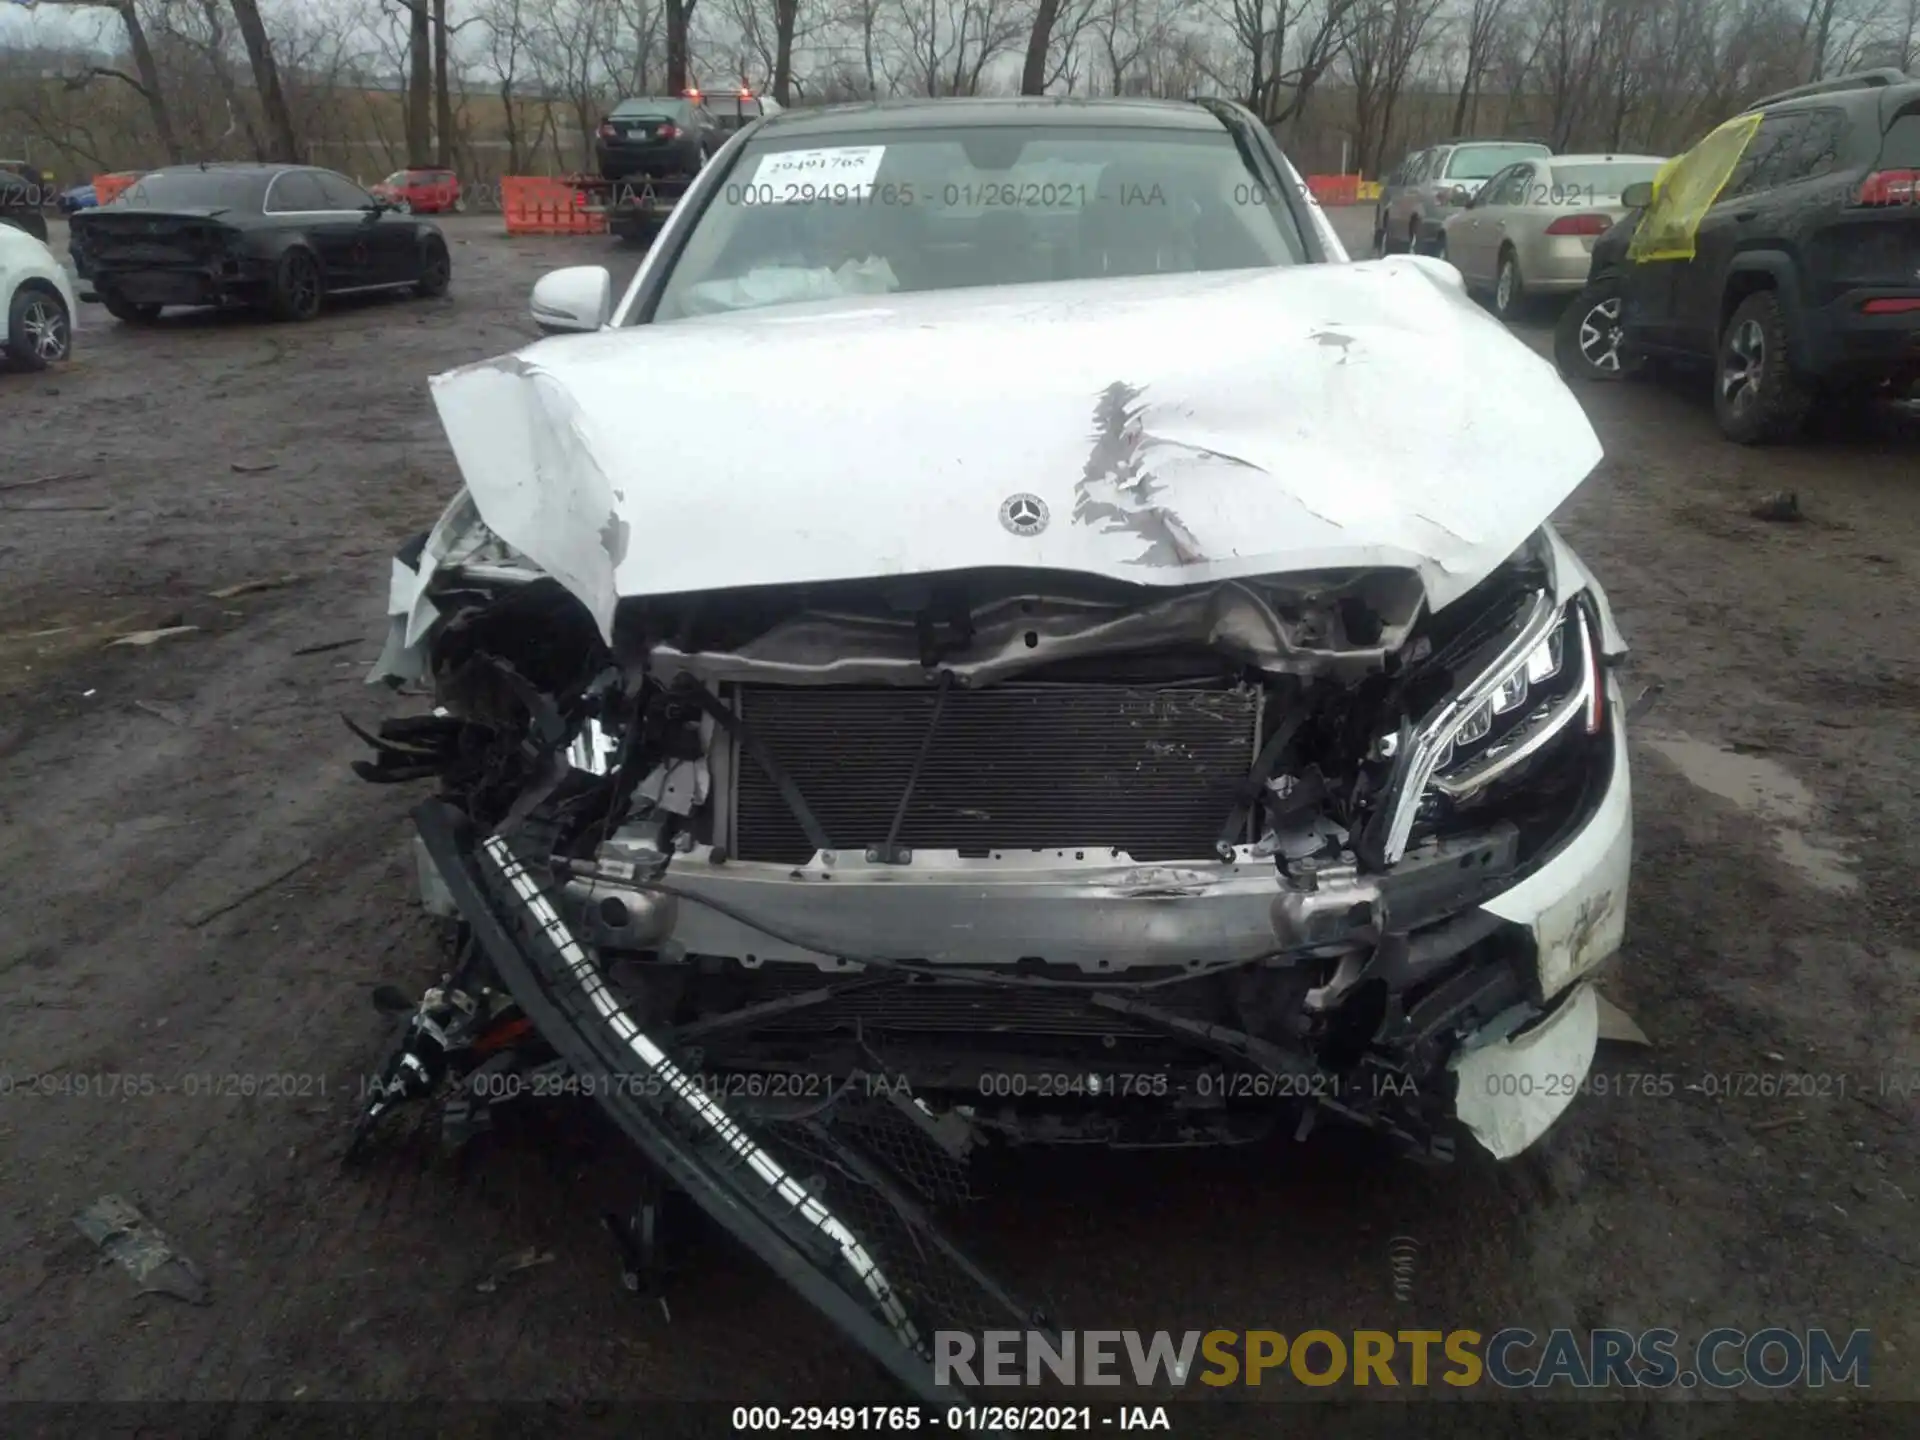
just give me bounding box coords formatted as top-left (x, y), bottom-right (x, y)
top-left (1, 222), bottom-right (76, 371)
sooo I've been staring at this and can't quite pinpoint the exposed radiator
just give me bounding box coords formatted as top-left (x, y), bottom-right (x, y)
top-left (726, 682), bottom-right (1262, 865)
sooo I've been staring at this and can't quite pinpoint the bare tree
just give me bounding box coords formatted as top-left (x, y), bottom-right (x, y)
top-left (400, 1), bottom-right (432, 164)
top-left (667, 0), bottom-right (698, 89)
top-left (1448, 0), bottom-right (1513, 135)
top-left (228, 0), bottom-right (300, 160)
top-left (1022, 0), bottom-right (1066, 91)
top-left (1091, 0), bottom-right (1151, 92)
top-left (1022, 0), bottom-right (1103, 92)
top-left (434, 0), bottom-right (454, 165)
top-left (480, 0), bottom-right (534, 172)
top-left (1211, 0), bottom-right (1359, 127)
top-left (26, 0), bottom-right (183, 162)
top-left (1344, 0), bottom-right (1444, 172)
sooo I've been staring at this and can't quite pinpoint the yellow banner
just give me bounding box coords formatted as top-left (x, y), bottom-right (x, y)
top-left (1628, 112), bottom-right (1763, 262)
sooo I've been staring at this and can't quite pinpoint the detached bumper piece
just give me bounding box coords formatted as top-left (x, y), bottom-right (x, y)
top-left (384, 800), bottom-right (1045, 1406)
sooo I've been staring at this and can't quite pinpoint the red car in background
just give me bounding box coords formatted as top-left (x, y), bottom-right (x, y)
top-left (369, 168), bottom-right (464, 214)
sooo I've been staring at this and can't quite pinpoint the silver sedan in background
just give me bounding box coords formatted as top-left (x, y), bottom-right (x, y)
top-left (1441, 153), bottom-right (1666, 320)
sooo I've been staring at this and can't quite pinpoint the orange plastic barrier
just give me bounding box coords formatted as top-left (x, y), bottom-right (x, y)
top-left (92, 172), bottom-right (138, 205)
top-left (1305, 174), bottom-right (1361, 207)
top-left (501, 176), bottom-right (607, 236)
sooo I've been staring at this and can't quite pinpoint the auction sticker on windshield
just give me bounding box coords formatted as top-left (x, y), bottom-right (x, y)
top-left (747, 146), bottom-right (886, 200)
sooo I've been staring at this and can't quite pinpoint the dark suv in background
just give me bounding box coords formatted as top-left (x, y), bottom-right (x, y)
top-left (1553, 67), bottom-right (1920, 443)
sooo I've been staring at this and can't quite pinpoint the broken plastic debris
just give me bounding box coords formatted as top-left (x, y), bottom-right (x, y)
top-left (183, 853), bottom-right (314, 929)
top-left (0, 470), bottom-right (92, 493)
top-left (1750, 491), bottom-right (1801, 522)
top-left (134, 700), bottom-right (187, 726)
top-left (1594, 991), bottom-right (1651, 1047)
top-left (476, 1246), bottom-right (555, 1293)
top-left (209, 573), bottom-right (302, 600)
top-left (108, 626), bottom-right (200, 648)
top-left (230, 461), bottom-right (280, 474)
top-left (74, 1194), bottom-right (210, 1305)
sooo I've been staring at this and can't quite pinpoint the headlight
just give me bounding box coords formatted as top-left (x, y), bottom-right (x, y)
top-left (1377, 592), bottom-right (1605, 864)
top-left (1429, 609), bottom-right (1580, 779)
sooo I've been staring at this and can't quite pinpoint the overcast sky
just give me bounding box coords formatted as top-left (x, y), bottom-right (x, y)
top-left (0, 1), bottom-right (477, 56)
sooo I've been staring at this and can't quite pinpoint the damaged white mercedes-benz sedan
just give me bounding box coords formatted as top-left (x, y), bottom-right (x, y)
top-left (351, 97), bottom-right (1630, 1397)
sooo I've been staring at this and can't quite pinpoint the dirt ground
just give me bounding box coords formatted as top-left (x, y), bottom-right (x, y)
top-left (2, 208), bottom-right (1917, 1432)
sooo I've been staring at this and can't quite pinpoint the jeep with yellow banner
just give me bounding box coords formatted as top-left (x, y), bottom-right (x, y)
top-left (1552, 68), bottom-right (1920, 443)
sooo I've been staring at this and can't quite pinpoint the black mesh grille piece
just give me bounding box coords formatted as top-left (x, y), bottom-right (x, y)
top-left (730, 683), bottom-right (1262, 865)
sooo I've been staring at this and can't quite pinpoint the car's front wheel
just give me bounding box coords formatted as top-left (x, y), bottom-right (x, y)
top-left (1553, 278), bottom-right (1641, 382)
top-left (1714, 290), bottom-right (1813, 444)
top-left (6, 283), bottom-right (71, 370)
top-left (415, 236), bottom-right (451, 298)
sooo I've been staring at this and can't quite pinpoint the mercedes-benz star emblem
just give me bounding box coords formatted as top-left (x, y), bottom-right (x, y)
top-left (999, 493), bottom-right (1050, 536)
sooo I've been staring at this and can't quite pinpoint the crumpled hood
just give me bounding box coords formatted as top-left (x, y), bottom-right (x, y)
top-left (428, 257), bottom-right (1602, 640)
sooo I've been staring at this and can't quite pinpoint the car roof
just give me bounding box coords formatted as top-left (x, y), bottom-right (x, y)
top-left (1747, 68), bottom-right (1920, 113)
top-left (613, 96), bottom-right (692, 110)
top-left (1544, 153), bottom-right (1667, 164)
top-left (756, 96), bottom-right (1229, 138)
top-left (142, 162), bottom-right (303, 176)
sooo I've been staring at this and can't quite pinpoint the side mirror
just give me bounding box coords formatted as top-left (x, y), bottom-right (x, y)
top-left (531, 265), bottom-right (613, 333)
top-left (1449, 185), bottom-right (1475, 207)
top-left (1621, 181), bottom-right (1654, 209)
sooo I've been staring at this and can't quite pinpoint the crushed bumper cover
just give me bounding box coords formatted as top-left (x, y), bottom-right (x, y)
top-left (410, 800), bottom-right (1043, 1406)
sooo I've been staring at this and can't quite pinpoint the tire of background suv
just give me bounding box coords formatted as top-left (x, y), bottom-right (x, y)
top-left (102, 293), bottom-right (163, 325)
top-left (1553, 277), bottom-right (1641, 382)
top-left (1713, 290), bottom-right (1813, 445)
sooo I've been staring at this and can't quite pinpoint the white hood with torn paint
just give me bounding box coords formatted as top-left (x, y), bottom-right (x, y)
top-left (428, 257), bottom-right (1602, 640)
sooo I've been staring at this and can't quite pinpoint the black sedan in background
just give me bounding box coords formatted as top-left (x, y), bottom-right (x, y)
top-left (594, 96), bottom-right (725, 181)
top-left (0, 161), bottom-right (50, 242)
top-left (68, 162), bottom-right (452, 324)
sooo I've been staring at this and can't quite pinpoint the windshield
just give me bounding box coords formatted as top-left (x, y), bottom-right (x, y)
top-left (116, 170), bottom-right (265, 210)
top-left (648, 123), bottom-right (1309, 323)
top-left (1446, 144), bottom-right (1549, 180)
top-left (1548, 160), bottom-right (1664, 196)
top-left (381, 172), bottom-right (411, 187)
